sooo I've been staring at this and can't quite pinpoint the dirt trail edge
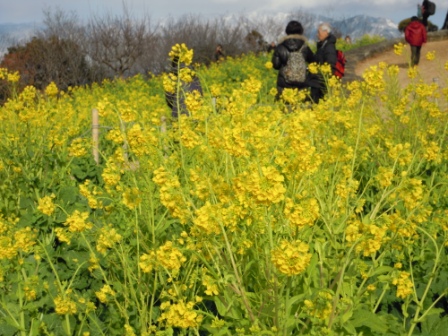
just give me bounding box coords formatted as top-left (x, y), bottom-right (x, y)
top-left (343, 30), bottom-right (448, 87)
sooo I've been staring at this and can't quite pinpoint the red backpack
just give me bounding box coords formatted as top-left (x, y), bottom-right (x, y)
top-left (334, 50), bottom-right (346, 79)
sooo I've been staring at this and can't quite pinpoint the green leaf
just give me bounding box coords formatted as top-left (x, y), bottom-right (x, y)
top-left (214, 294), bottom-right (243, 320)
top-left (0, 323), bottom-right (20, 336)
top-left (350, 309), bottom-right (388, 334)
top-left (59, 185), bottom-right (78, 204)
top-left (372, 266), bottom-right (394, 276)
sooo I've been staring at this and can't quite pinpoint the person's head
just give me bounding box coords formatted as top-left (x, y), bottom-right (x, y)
top-left (345, 35), bottom-right (351, 42)
top-left (216, 44), bottom-right (222, 51)
top-left (317, 23), bottom-right (331, 41)
top-left (285, 20), bottom-right (304, 35)
top-left (411, 16), bottom-right (419, 22)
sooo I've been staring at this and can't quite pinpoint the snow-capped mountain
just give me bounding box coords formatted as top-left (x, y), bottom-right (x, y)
top-left (224, 11), bottom-right (401, 43)
top-left (0, 12), bottom-right (402, 57)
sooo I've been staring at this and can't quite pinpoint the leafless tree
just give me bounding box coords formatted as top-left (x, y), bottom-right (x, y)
top-left (85, 6), bottom-right (154, 78)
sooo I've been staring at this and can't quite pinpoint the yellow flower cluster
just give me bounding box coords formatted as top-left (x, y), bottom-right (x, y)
top-left (271, 240), bottom-right (312, 276)
top-left (96, 225), bottom-right (122, 254)
top-left (54, 295), bottom-right (77, 315)
top-left (158, 300), bottom-right (203, 329)
top-left (281, 88), bottom-right (306, 104)
top-left (284, 197), bottom-right (320, 229)
top-left (139, 241), bottom-right (186, 276)
top-left (68, 138), bottom-right (88, 157)
top-left (64, 210), bottom-right (93, 233)
top-left (168, 43), bottom-right (194, 66)
top-left (393, 43), bottom-right (404, 55)
top-left (202, 274), bottom-right (219, 296)
top-left (387, 142), bottom-right (412, 166)
top-left (14, 227), bottom-right (37, 253)
top-left (392, 271), bottom-right (413, 299)
top-left (425, 51), bottom-right (435, 61)
top-left (345, 218), bottom-right (388, 256)
top-left (122, 187), bottom-right (142, 209)
top-left (102, 162), bottom-right (123, 189)
top-left (156, 241), bottom-right (187, 274)
top-left (139, 251), bottom-right (156, 273)
top-left (37, 194), bottom-right (56, 216)
top-left (233, 166), bottom-right (286, 206)
top-left (397, 178), bottom-right (424, 210)
top-left (376, 167), bottom-right (394, 188)
top-left (95, 284), bottom-right (116, 303)
top-left (304, 291), bottom-right (334, 320)
top-left (152, 166), bottom-right (189, 224)
top-left (45, 82), bottom-right (59, 97)
top-left (0, 68), bottom-right (20, 82)
top-left (193, 202), bottom-right (221, 235)
top-left (55, 228), bottom-right (72, 245)
top-left (79, 180), bottom-right (103, 209)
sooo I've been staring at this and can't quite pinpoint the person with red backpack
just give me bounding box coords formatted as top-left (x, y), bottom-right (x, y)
top-left (309, 22), bottom-right (338, 103)
top-left (405, 16), bottom-right (427, 66)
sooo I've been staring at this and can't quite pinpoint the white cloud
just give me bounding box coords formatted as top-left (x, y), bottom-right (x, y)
top-left (0, 0), bottom-right (446, 26)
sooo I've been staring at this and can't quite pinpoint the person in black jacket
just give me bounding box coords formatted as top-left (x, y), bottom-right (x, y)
top-left (310, 22), bottom-right (338, 103)
top-left (421, 0), bottom-right (431, 27)
top-left (165, 58), bottom-right (203, 119)
top-left (271, 20), bottom-right (315, 101)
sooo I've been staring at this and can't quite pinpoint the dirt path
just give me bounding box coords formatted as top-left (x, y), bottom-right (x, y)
top-left (355, 39), bottom-right (448, 88)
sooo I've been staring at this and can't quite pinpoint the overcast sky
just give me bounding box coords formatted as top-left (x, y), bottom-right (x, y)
top-left (1, 0), bottom-right (447, 28)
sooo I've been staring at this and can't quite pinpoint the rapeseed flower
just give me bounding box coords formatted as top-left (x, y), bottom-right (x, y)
top-left (95, 284), bottom-right (116, 304)
top-left (45, 82), bottom-right (59, 97)
top-left (392, 271), bottom-right (413, 299)
top-left (54, 295), bottom-right (77, 315)
top-left (68, 138), bottom-right (88, 157)
top-left (122, 187), bottom-right (142, 209)
top-left (284, 197), bottom-right (320, 229)
top-left (304, 291), bottom-right (334, 320)
top-left (64, 210), bottom-right (93, 233)
top-left (158, 300), bottom-right (203, 329)
top-left (271, 239), bottom-right (311, 276)
top-left (394, 43), bottom-right (404, 55)
top-left (37, 194), bottom-right (56, 216)
top-left (96, 226), bottom-right (122, 254)
top-left (156, 241), bottom-right (186, 274)
top-left (169, 43), bottom-right (194, 66)
top-left (425, 51), bottom-right (435, 61)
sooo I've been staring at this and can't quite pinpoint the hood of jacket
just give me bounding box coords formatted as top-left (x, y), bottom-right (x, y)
top-left (317, 33), bottom-right (337, 48)
top-left (278, 34), bottom-right (308, 52)
top-left (407, 21), bottom-right (424, 31)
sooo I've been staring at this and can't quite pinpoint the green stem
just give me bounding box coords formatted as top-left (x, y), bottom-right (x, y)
top-left (407, 226), bottom-right (441, 336)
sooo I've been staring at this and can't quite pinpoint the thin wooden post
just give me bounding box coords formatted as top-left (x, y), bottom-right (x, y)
top-left (92, 108), bottom-right (99, 164)
top-left (161, 116), bottom-right (168, 158)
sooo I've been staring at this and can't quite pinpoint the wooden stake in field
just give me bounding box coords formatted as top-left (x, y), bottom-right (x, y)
top-left (92, 108), bottom-right (100, 164)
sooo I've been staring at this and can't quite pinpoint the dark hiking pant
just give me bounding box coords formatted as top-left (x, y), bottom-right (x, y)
top-left (410, 45), bottom-right (422, 66)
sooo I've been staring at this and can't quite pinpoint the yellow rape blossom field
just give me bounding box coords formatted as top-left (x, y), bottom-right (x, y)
top-left (1, 44), bottom-right (448, 335)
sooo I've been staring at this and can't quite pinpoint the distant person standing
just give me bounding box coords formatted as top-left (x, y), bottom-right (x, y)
top-left (405, 16), bottom-right (427, 66)
top-left (213, 44), bottom-right (226, 61)
top-left (421, 0), bottom-right (430, 27)
top-left (271, 20), bottom-right (315, 101)
top-left (421, 0), bottom-right (436, 27)
top-left (309, 23), bottom-right (338, 103)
